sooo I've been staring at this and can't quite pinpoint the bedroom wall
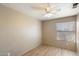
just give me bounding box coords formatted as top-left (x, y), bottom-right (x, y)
top-left (0, 4), bottom-right (42, 56)
top-left (76, 13), bottom-right (79, 54)
top-left (42, 16), bottom-right (76, 51)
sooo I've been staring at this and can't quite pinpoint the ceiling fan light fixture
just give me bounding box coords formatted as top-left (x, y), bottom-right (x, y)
top-left (44, 13), bottom-right (53, 17)
top-left (45, 7), bottom-right (50, 12)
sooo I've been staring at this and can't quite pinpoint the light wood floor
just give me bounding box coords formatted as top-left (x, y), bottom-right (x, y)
top-left (23, 45), bottom-right (77, 56)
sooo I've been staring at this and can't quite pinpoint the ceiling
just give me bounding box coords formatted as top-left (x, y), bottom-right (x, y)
top-left (1, 3), bottom-right (79, 21)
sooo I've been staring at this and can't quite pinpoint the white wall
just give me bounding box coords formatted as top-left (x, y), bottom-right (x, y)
top-left (76, 14), bottom-right (79, 53)
top-left (0, 4), bottom-right (42, 56)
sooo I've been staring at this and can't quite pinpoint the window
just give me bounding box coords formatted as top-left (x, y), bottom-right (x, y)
top-left (56, 22), bottom-right (75, 41)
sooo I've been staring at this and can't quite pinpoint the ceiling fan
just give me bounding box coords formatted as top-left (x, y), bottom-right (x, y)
top-left (31, 3), bottom-right (60, 17)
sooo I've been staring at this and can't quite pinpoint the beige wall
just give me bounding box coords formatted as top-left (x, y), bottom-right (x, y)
top-left (42, 16), bottom-right (76, 51)
top-left (76, 14), bottom-right (79, 53)
top-left (0, 4), bottom-right (42, 56)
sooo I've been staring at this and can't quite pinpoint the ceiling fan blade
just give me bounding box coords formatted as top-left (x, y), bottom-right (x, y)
top-left (49, 9), bottom-right (61, 13)
top-left (42, 8), bottom-right (61, 17)
top-left (31, 6), bottom-right (48, 13)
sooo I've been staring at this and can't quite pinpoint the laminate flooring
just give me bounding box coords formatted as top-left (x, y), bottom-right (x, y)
top-left (23, 45), bottom-right (77, 56)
